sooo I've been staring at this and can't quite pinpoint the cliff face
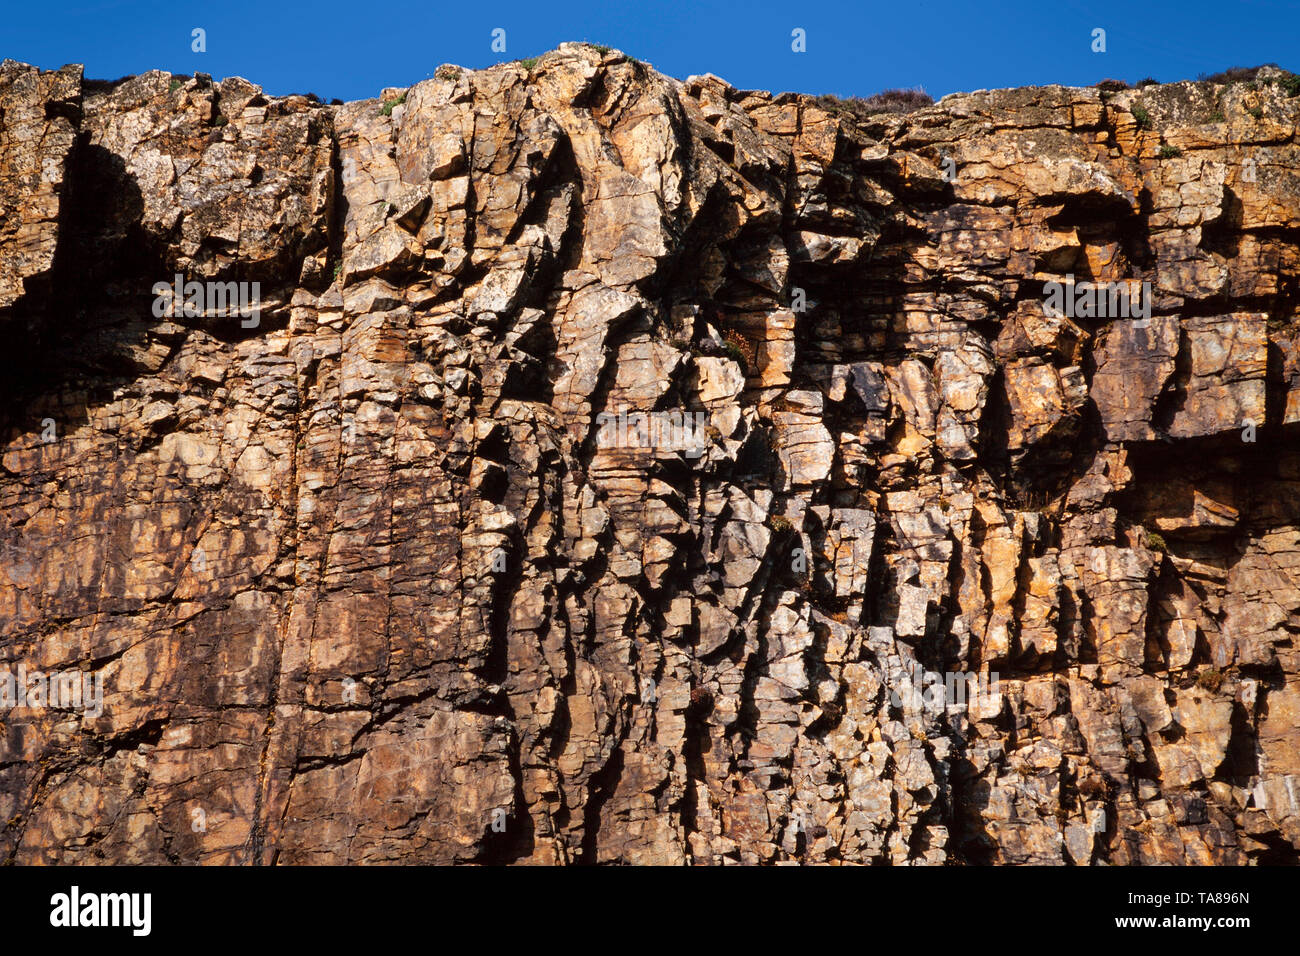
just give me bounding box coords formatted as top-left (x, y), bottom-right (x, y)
top-left (2, 45), bottom-right (1299, 865)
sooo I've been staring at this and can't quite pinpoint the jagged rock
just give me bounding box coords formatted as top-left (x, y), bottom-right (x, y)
top-left (0, 61), bottom-right (81, 318)
top-left (1, 50), bottom-right (1299, 866)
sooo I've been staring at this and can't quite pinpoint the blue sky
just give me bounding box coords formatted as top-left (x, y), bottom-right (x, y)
top-left (6, 0), bottom-right (1298, 102)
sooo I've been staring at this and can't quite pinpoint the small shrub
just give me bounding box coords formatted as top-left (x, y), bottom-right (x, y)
top-left (1136, 77), bottom-right (1159, 88)
top-left (812, 88), bottom-right (933, 122)
top-left (435, 65), bottom-right (461, 81)
top-left (1277, 72), bottom-right (1300, 96)
top-left (1146, 531), bottom-right (1167, 553)
top-left (1095, 78), bottom-right (1129, 92)
top-left (1209, 109), bottom-right (1226, 122)
top-left (379, 93), bottom-right (406, 117)
top-left (518, 56), bottom-right (540, 71)
top-left (768, 514), bottom-right (794, 534)
top-left (1078, 776), bottom-right (1108, 800)
top-left (593, 44), bottom-right (612, 55)
top-left (212, 114), bottom-right (228, 127)
top-left (1196, 667), bottom-right (1225, 693)
top-left (688, 686), bottom-right (714, 710)
top-left (1204, 65), bottom-right (1268, 84)
top-left (169, 78), bottom-right (182, 93)
top-left (1131, 104), bottom-right (1152, 130)
top-left (722, 329), bottom-right (750, 375)
top-left (1248, 105), bottom-right (1264, 119)
top-left (1158, 144), bottom-right (1183, 158)
top-left (864, 88), bottom-right (933, 111)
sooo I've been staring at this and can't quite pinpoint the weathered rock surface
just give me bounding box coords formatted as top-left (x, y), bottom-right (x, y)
top-left (2, 48), bottom-right (1299, 864)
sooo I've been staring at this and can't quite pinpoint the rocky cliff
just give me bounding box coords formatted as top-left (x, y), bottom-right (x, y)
top-left (2, 45), bottom-right (1299, 865)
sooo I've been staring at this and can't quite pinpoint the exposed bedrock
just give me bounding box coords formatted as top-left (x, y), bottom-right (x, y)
top-left (1, 48), bottom-right (1299, 864)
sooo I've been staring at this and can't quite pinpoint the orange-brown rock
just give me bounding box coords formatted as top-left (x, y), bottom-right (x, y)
top-left (2, 48), bottom-right (1299, 864)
